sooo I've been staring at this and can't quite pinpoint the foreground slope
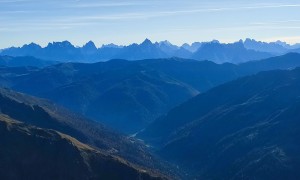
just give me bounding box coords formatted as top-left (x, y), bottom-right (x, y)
top-left (140, 68), bottom-right (300, 179)
top-left (0, 88), bottom-right (173, 177)
top-left (0, 115), bottom-right (164, 180)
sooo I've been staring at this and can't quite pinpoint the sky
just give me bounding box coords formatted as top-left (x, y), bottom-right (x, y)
top-left (0, 0), bottom-right (300, 48)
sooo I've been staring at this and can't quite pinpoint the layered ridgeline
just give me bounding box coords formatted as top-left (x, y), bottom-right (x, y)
top-left (191, 40), bottom-right (271, 64)
top-left (139, 68), bottom-right (300, 179)
top-left (0, 88), bottom-right (172, 179)
top-left (0, 56), bottom-right (57, 68)
top-left (0, 54), bottom-right (300, 133)
top-left (0, 116), bottom-right (164, 180)
top-left (3, 39), bottom-right (300, 63)
top-left (0, 53), bottom-right (300, 133)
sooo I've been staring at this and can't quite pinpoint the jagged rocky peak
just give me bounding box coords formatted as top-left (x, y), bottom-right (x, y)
top-left (47, 41), bottom-right (75, 48)
top-left (141, 38), bottom-right (153, 46)
top-left (232, 39), bottom-right (246, 47)
top-left (21, 42), bottom-right (42, 49)
top-left (82, 41), bottom-right (97, 50)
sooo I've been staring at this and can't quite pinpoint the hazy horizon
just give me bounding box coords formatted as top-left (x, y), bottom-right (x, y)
top-left (1, 38), bottom-right (300, 49)
top-left (1, 0), bottom-right (300, 48)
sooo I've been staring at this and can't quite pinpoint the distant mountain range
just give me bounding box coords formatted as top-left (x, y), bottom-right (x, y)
top-left (191, 40), bottom-right (272, 63)
top-left (139, 67), bottom-right (300, 179)
top-left (0, 53), bottom-right (300, 134)
top-left (1, 39), bottom-right (300, 63)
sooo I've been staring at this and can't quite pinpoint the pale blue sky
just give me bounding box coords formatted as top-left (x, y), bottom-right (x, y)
top-left (1, 0), bottom-right (300, 48)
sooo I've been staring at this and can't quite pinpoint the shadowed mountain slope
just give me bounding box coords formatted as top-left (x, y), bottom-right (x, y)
top-left (139, 68), bottom-right (300, 179)
top-left (0, 88), bottom-right (175, 178)
top-left (0, 115), bottom-right (165, 180)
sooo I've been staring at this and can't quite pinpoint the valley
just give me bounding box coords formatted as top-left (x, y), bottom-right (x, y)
top-left (1, 39), bottom-right (300, 180)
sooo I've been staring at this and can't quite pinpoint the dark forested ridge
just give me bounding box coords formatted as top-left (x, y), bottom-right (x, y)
top-left (0, 88), bottom-right (174, 179)
top-left (0, 115), bottom-right (165, 180)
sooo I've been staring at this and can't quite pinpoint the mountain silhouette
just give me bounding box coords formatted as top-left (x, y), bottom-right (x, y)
top-left (243, 38), bottom-right (289, 54)
top-left (192, 40), bottom-right (273, 63)
top-left (113, 39), bottom-right (168, 60)
top-left (2, 39), bottom-right (298, 63)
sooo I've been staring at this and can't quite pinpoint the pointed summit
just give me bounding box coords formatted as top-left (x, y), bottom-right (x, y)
top-left (83, 41), bottom-right (97, 50)
top-left (85, 40), bottom-right (96, 47)
top-left (82, 41), bottom-right (97, 55)
top-left (141, 38), bottom-right (153, 46)
top-left (158, 40), bottom-right (179, 55)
